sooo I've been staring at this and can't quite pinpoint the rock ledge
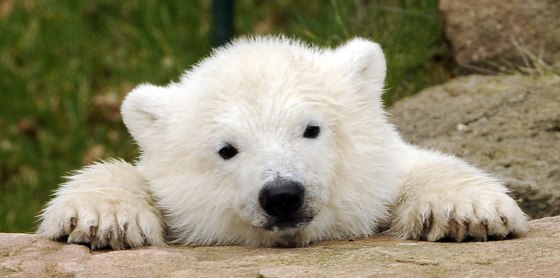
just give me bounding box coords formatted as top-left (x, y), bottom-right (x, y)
top-left (1, 216), bottom-right (559, 277)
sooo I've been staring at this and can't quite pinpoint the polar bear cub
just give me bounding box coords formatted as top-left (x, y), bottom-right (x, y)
top-left (38, 36), bottom-right (528, 249)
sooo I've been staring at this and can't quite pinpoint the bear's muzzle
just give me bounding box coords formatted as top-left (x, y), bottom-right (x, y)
top-left (259, 178), bottom-right (313, 231)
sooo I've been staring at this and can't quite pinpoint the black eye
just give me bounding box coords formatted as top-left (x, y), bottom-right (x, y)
top-left (218, 144), bottom-right (238, 160)
top-left (303, 125), bottom-right (320, 139)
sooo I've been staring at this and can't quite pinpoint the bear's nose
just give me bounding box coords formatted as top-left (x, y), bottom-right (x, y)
top-left (259, 179), bottom-right (305, 218)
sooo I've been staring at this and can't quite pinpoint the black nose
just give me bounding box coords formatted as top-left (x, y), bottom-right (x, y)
top-left (259, 179), bottom-right (305, 218)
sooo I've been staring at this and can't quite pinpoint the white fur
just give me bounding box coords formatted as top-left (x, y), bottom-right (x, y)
top-left (38, 36), bottom-right (528, 249)
top-left (37, 160), bottom-right (166, 249)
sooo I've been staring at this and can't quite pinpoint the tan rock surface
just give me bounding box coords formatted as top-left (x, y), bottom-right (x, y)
top-left (439, 0), bottom-right (560, 72)
top-left (389, 74), bottom-right (560, 219)
top-left (1, 216), bottom-right (559, 277)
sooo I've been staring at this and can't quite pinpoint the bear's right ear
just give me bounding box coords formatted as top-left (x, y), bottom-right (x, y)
top-left (332, 38), bottom-right (387, 99)
top-left (121, 83), bottom-right (174, 149)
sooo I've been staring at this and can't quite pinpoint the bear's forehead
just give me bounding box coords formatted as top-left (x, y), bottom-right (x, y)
top-left (176, 39), bottom-right (341, 134)
top-left (186, 47), bottom-right (333, 110)
top-left (193, 41), bottom-right (326, 85)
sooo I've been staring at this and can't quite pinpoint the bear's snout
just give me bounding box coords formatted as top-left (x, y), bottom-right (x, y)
top-left (259, 179), bottom-right (304, 219)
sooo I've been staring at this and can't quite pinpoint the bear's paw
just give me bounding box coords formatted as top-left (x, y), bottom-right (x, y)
top-left (38, 193), bottom-right (166, 249)
top-left (390, 189), bottom-right (528, 242)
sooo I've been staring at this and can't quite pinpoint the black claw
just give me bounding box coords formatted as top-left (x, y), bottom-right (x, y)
top-left (89, 225), bottom-right (98, 238)
top-left (69, 217), bottom-right (77, 231)
top-left (105, 227), bottom-right (113, 240)
top-left (120, 222), bottom-right (128, 239)
top-left (139, 229), bottom-right (147, 246)
top-left (500, 215), bottom-right (508, 225)
top-left (448, 217), bottom-right (459, 237)
top-left (421, 211), bottom-right (433, 239)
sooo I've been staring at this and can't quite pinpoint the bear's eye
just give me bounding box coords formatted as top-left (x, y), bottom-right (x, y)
top-left (303, 125), bottom-right (320, 139)
top-left (218, 144), bottom-right (238, 160)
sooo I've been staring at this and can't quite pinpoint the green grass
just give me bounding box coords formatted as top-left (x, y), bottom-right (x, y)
top-left (0, 0), bottom-right (451, 232)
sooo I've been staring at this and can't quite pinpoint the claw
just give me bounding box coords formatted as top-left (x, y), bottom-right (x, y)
top-left (500, 214), bottom-right (508, 225)
top-left (449, 217), bottom-right (467, 242)
top-left (462, 218), bottom-right (471, 228)
top-left (119, 222), bottom-right (128, 240)
top-left (89, 225), bottom-right (98, 238)
top-left (421, 211), bottom-right (433, 239)
top-left (481, 219), bottom-right (489, 234)
top-left (69, 217), bottom-right (77, 232)
top-left (105, 227), bottom-right (114, 241)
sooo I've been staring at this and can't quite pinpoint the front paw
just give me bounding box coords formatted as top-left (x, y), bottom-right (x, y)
top-left (38, 192), bottom-right (166, 249)
top-left (390, 190), bottom-right (528, 242)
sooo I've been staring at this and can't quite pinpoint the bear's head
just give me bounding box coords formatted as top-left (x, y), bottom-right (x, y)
top-left (121, 36), bottom-right (399, 247)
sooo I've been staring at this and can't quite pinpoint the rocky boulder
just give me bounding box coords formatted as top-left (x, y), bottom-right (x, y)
top-left (389, 74), bottom-right (560, 219)
top-left (1, 216), bottom-right (559, 277)
top-left (439, 0), bottom-right (560, 72)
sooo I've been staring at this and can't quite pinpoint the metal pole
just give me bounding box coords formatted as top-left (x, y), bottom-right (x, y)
top-left (211, 0), bottom-right (235, 47)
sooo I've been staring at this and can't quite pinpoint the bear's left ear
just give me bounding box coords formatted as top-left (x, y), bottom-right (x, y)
top-left (332, 38), bottom-right (387, 98)
top-left (121, 83), bottom-right (175, 150)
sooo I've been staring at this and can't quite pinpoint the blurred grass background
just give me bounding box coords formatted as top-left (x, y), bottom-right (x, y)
top-left (0, 0), bottom-right (452, 232)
